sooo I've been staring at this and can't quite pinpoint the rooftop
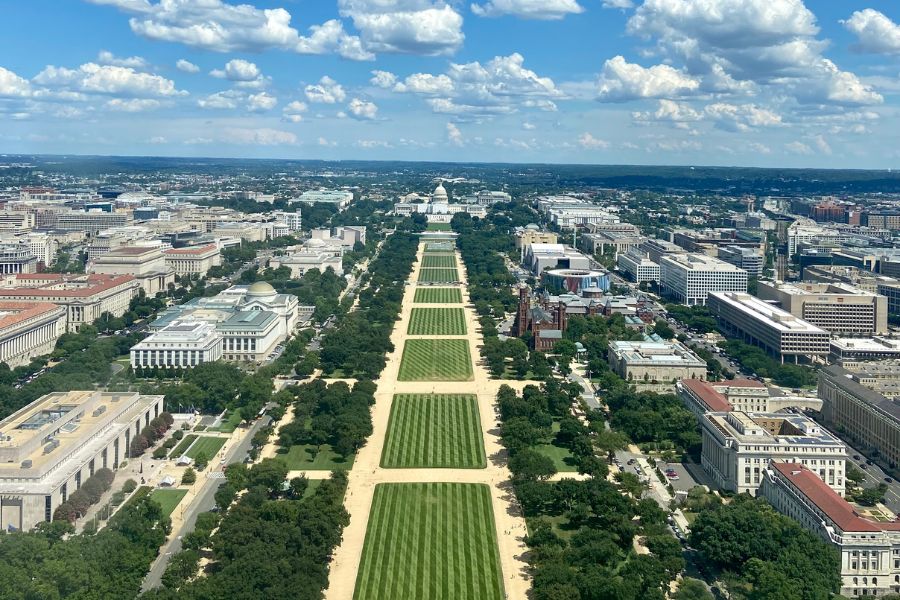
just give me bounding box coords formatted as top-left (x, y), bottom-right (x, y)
top-left (0, 301), bottom-right (64, 330)
top-left (708, 291), bottom-right (828, 334)
top-left (163, 243), bottom-right (218, 255)
top-left (661, 253), bottom-right (747, 272)
top-left (0, 274), bottom-right (137, 299)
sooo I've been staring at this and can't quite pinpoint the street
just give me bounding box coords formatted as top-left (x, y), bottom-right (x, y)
top-left (140, 413), bottom-right (273, 592)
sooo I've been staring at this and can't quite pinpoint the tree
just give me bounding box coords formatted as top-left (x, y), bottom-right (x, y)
top-left (857, 484), bottom-right (887, 506)
top-left (289, 475), bottom-right (309, 498)
top-left (247, 458), bottom-right (289, 496)
top-left (130, 434), bottom-right (149, 458)
top-left (509, 449), bottom-right (557, 481)
top-left (194, 451), bottom-right (210, 471)
top-left (653, 320), bottom-right (675, 340)
top-left (674, 578), bottom-right (714, 600)
top-left (181, 468), bottom-right (197, 485)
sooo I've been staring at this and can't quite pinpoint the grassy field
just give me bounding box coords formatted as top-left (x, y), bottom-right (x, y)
top-left (418, 267), bottom-right (459, 283)
top-left (425, 222), bottom-right (452, 231)
top-left (185, 436), bottom-right (227, 459)
top-left (353, 483), bottom-right (504, 600)
top-left (381, 394), bottom-right (485, 468)
top-left (169, 434), bottom-right (197, 458)
top-left (534, 442), bottom-right (579, 472)
top-left (276, 443), bottom-right (355, 470)
top-left (420, 254), bottom-right (456, 268)
top-left (149, 488), bottom-right (188, 517)
top-left (398, 339), bottom-right (473, 381)
top-left (207, 411), bottom-right (242, 433)
top-left (408, 308), bottom-right (467, 336)
top-left (413, 287), bottom-right (463, 304)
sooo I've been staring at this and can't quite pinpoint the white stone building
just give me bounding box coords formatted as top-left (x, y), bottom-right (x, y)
top-left (659, 253), bottom-right (748, 306)
top-left (163, 243), bottom-right (221, 277)
top-left (88, 246), bottom-right (175, 296)
top-left (129, 320), bottom-right (222, 369)
top-left (0, 302), bottom-right (67, 367)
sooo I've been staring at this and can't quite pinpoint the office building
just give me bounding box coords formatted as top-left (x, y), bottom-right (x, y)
top-left (129, 321), bottom-right (222, 370)
top-left (676, 378), bottom-right (770, 416)
top-left (311, 226), bottom-right (366, 248)
top-left (803, 265), bottom-right (897, 295)
top-left (819, 365), bottom-right (900, 470)
top-left (877, 281), bottom-right (900, 315)
top-left (298, 190), bottom-right (354, 209)
top-left (0, 211), bottom-right (35, 231)
top-left (0, 390), bottom-right (164, 531)
top-left (582, 230), bottom-right (643, 256)
top-left (718, 245), bottom-right (763, 277)
top-left (273, 209), bottom-right (302, 232)
top-left (0, 245), bottom-right (38, 275)
top-left (269, 238), bottom-right (343, 277)
top-left (88, 246), bottom-right (175, 296)
top-left (761, 461), bottom-right (900, 598)
top-left (865, 212), bottom-right (900, 231)
top-left (0, 274), bottom-right (139, 332)
top-left (607, 338), bottom-right (707, 385)
top-left (617, 249), bottom-right (660, 283)
top-left (54, 211), bottom-right (128, 234)
top-left (514, 225), bottom-right (558, 260)
top-left (701, 410), bottom-right (846, 496)
top-left (638, 239), bottom-right (686, 265)
top-left (0, 302), bottom-right (67, 367)
top-left (830, 338), bottom-right (900, 363)
top-left (659, 253), bottom-right (748, 306)
top-left (524, 243), bottom-right (591, 275)
top-left (163, 244), bottom-right (221, 277)
top-left (787, 223), bottom-right (848, 256)
top-left (757, 281), bottom-right (888, 336)
top-left (707, 291), bottom-right (829, 362)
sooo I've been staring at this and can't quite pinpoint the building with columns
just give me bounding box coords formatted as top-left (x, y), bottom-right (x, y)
top-left (162, 243), bottom-right (221, 277)
top-left (0, 273), bottom-right (140, 332)
top-left (0, 302), bottom-right (67, 367)
top-left (88, 246), bottom-right (175, 296)
top-left (0, 245), bottom-right (38, 275)
top-left (0, 390), bottom-right (164, 531)
top-left (761, 461), bottom-right (900, 598)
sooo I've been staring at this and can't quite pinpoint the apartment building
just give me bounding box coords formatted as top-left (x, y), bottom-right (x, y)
top-left (659, 253), bottom-right (748, 306)
top-left (707, 291), bottom-right (830, 362)
top-left (701, 410), bottom-right (846, 496)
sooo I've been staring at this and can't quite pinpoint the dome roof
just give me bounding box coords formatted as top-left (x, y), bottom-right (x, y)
top-left (433, 183), bottom-right (448, 199)
top-left (306, 238), bottom-right (326, 248)
top-left (246, 281), bottom-right (276, 296)
top-left (525, 223), bottom-right (540, 230)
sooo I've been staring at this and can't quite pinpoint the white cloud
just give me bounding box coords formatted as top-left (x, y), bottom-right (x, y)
top-left (522, 121), bottom-right (536, 130)
top-left (305, 76), bottom-right (346, 104)
top-left (318, 136), bottom-right (337, 147)
top-left (176, 59), bottom-right (200, 73)
top-left (282, 100), bottom-right (308, 122)
top-left (105, 98), bottom-right (161, 112)
top-left (89, 0), bottom-right (369, 60)
top-left (427, 97), bottom-right (515, 116)
top-left (348, 98), bottom-right (378, 120)
top-left (97, 50), bottom-right (148, 69)
top-left (197, 90), bottom-right (241, 109)
top-left (338, 0), bottom-right (464, 56)
top-left (577, 132), bottom-right (609, 149)
top-left (602, 0), bottom-right (633, 8)
top-left (370, 70), bottom-right (397, 88)
top-left (794, 59), bottom-right (883, 106)
top-left (471, 0), bottom-right (583, 20)
top-left (223, 127), bottom-right (297, 145)
top-left (34, 62), bottom-right (185, 97)
top-left (523, 99), bottom-right (558, 111)
top-left (842, 9), bottom-right (900, 55)
top-left (0, 67), bottom-right (32, 98)
top-left (147, 136), bottom-right (167, 144)
top-left (785, 141), bottom-right (813, 155)
top-left (447, 122), bottom-right (464, 146)
top-left (746, 142), bottom-right (771, 154)
top-left (211, 59), bottom-right (260, 81)
top-left (632, 99), bottom-right (702, 123)
top-left (703, 102), bottom-right (782, 131)
top-left (247, 92), bottom-right (277, 112)
top-left (597, 56), bottom-right (699, 101)
top-left (356, 139), bottom-right (392, 148)
top-left (394, 73), bottom-right (454, 95)
top-left (812, 134), bottom-right (831, 155)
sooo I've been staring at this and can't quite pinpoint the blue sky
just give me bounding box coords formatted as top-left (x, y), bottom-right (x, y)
top-left (0, 0), bottom-right (899, 168)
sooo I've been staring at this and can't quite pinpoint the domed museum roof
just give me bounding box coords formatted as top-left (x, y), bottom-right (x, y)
top-left (246, 281), bottom-right (276, 296)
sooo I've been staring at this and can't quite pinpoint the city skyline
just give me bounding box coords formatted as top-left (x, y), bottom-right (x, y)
top-left (0, 0), bottom-right (899, 168)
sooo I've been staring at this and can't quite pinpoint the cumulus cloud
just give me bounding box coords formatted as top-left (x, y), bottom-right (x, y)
top-left (282, 100), bottom-right (308, 122)
top-left (175, 59), bottom-right (200, 73)
top-left (471, 0), bottom-right (583, 20)
top-left (247, 91), bottom-right (277, 112)
top-left (222, 127), bottom-right (297, 145)
top-left (842, 9), bottom-right (900, 55)
top-left (785, 141), bottom-right (813, 155)
top-left (97, 50), bottom-right (149, 69)
top-left (602, 0), bottom-right (633, 8)
top-left (394, 73), bottom-right (454, 95)
top-left (447, 122), bottom-right (464, 146)
top-left (632, 99), bottom-right (702, 124)
top-left (105, 98), bottom-right (161, 112)
top-left (348, 98), bottom-right (378, 120)
top-left (356, 139), bottom-right (392, 148)
top-left (88, 0), bottom-right (370, 60)
top-left (703, 102), bottom-right (782, 131)
top-left (577, 132), bottom-right (609, 149)
top-left (597, 56), bottom-right (699, 101)
top-left (370, 70), bottom-right (397, 89)
top-left (211, 59), bottom-right (260, 81)
top-left (197, 90), bottom-right (241, 109)
top-left (34, 62), bottom-right (185, 97)
top-left (0, 67), bottom-right (32, 98)
top-left (619, 0), bottom-right (881, 108)
top-left (305, 76), bottom-right (346, 104)
top-left (338, 0), bottom-right (464, 56)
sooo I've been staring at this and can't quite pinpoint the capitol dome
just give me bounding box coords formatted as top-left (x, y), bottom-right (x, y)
top-left (246, 281), bottom-right (276, 296)
top-left (432, 182), bottom-right (448, 202)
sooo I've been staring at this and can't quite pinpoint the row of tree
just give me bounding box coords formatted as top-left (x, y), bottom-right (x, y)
top-left (719, 339), bottom-right (817, 388)
top-left (278, 379), bottom-right (376, 457)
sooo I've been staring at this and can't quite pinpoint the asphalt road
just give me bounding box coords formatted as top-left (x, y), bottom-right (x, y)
top-left (141, 413), bottom-right (273, 592)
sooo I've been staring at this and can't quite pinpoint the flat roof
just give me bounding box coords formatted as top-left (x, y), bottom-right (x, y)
top-left (708, 291), bottom-right (828, 334)
top-left (661, 253), bottom-right (747, 271)
top-left (831, 337), bottom-right (900, 352)
top-left (163, 243), bottom-right (218, 255)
